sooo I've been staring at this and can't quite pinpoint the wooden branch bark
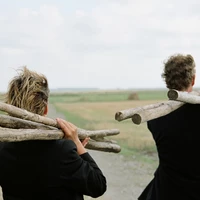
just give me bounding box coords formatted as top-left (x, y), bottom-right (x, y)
top-left (131, 90), bottom-right (200, 124)
top-left (131, 100), bottom-right (184, 124)
top-left (77, 128), bottom-right (120, 139)
top-left (115, 102), bottom-right (170, 122)
top-left (0, 114), bottom-right (56, 130)
top-left (0, 102), bottom-right (120, 136)
top-left (0, 102), bottom-right (58, 128)
top-left (0, 127), bottom-right (121, 153)
top-left (0, 102), bottom-right (121, 153)
top-left (115, 107), bottom-right (144, 122)
top-left (86, 140), bottom-right (121, 153)
top-left (167, 89), bottom-right (200, 103)
top-left (0, 127), bottom-right (63, 141)
top-left (0, 114), bottom-right (120, 139)
top-left (116, 90), bottom-right (200, 125)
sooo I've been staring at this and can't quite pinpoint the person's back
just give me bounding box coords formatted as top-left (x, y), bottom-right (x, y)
top-left (0, 140), bottom-right (106, 200)
top-left (146, 103), bottom-right (200, 200)
top-left (0, 67), bottom-right (106, 200)
top-left (138, 54), bottom-right (200, 200)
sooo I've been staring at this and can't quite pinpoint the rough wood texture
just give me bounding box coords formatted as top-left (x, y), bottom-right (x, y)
top-left (86, 140), bottom-right (121, 153)
top-left (115, 104), bottom-right (157, 122)
top-left (0, 102), bottom-right (58, 128)
top-left (167, 89), bottom-right (200, 103)
top-left (77, 128), bottom-right (120, 139)
top-left (0, 102), bottom-right (121, 153)
top-left (115, 102), bottom-right (171, 121)
top-left (0, 127), bottom-right (63, 141)
top-left (0, 114), bottom-right (56, 130)
top-left (116, 90), bottom-right (200, 125)
top-left (117, 89), bottom-right (200, 125)
top-left (0, 114), bottom-right (120, 139)
top-left (0, 127), bottom-right (121, 153)
top-left (131, 100), bottom-right (184, 124)
top-left (115, 107), bottom-right (142, 122)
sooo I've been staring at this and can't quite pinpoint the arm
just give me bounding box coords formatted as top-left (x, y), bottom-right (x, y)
top-left (60, 139), bottom-right (107, 198)
top-left (56, 118), bottom-right (107, 197)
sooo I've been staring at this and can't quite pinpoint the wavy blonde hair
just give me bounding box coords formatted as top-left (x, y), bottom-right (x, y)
top-left (5, 66), bottom-right (49, 115)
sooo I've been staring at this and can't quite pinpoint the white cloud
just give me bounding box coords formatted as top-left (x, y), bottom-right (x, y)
top-left (1, 1), bottom-right (200, 92)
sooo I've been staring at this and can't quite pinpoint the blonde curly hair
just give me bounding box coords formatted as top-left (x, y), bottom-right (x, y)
top-left (5, 66), bottom-right (49, 115)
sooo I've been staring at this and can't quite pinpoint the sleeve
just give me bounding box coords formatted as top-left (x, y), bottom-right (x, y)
top-left (59, 139), bottom-right (107, 198)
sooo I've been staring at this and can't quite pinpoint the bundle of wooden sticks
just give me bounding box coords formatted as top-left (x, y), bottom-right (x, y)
top-left (1, 89), bottom-right (198, 154)
top-left (0, 102), bottom-right (121, 153)
top-left (115, 89), bottom-right (200, 124)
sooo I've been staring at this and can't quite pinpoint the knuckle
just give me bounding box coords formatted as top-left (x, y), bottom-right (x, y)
top-left (72, 127), bottom-right (77, 133)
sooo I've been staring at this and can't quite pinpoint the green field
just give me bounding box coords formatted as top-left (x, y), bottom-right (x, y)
top-left (49, 89), bottom-right (168, 103)
top-left (49, 89), bottom-right (168, 161)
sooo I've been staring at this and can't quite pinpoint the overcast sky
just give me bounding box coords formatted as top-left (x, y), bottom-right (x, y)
top-left (1, 0), bottom-right (200, 92)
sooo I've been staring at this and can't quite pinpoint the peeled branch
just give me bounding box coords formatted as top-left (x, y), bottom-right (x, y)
top-left (0, 102), bottom-right (121, 153)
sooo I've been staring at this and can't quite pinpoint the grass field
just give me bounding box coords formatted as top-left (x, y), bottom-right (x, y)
top-left (49, 89), bottom-right (168, 103)
top-left (49, 89), bottom-right (168, 159)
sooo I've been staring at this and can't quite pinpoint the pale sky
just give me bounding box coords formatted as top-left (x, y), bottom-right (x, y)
top-left (1, 0), bottom-right (200, 92)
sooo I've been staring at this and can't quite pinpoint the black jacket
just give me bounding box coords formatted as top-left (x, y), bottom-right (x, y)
top-left (138, 103), bottom-right (200, 200)
top-left (0, 139), bottom-right (106, 200)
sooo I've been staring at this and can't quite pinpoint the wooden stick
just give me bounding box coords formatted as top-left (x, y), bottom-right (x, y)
top-left (86, 140), bottom-right (121, 153)
top-left (115, 104), bottom-right (159, 122)
top-left (0, 114), bottom-right (120, 139)
top-left (115, 107), bottom-right (142, 122)
top-left (0, 102), bottom-right (121, 153)
top-left (0, 102), bottom-right (58, 128)
top-left (131, 100), bottom-right (184, 124)
top-left (0, 127), bottom-right (63, 141)
top-left (0, 114), bottom-right (56, 130)
top-left (0, 102), bottom-right (120, 138)
top-left (116, 90), bottom-right (200, 124)
top-left (77, 128), bottom-right (120, 139)
top-left (167, 89), bottom-right (200, 103)
top-left (0, 127), bottom-right (121, 153)
top-left (115, 101), bottom-right (176, 122)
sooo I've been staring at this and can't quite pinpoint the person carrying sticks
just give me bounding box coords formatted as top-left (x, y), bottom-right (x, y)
top-left (138, 53), bottom-right (200, 200)
top-left (0, 67), bottom-right (107, 200)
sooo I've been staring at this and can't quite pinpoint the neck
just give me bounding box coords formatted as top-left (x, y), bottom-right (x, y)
top-left (186, 85), bottom-right (193, 92)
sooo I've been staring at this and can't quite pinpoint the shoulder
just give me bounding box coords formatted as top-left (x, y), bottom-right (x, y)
top-left (56, 138), bottom-right (76, 146)
top-left (147, 103), bottom-right (200, 130)
top-left (56, 139), bottom-right (78, 156)
top-left (0, 142), bottom-right (5, 152)
top-left (182, 103), bottom-right (200, 111)
top-left (149, 103), bottom-right (200, 123)
top-left (0, 142), bottom-right (3, 149)
top-left (0, 142), bottom-right (12, 151)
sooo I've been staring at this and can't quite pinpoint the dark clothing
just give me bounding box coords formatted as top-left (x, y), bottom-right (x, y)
top-left (0, 139), bottom-right (106, 200)
top-left (138, 103), bottom-right (200, 200)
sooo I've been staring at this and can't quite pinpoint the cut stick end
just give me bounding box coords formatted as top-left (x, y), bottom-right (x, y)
top-left (132, 114), bottom-right (142, 125)
top-left (115, 112), bottom-right (122, 121)
top-left (167, 89), bottom-right (178, 100)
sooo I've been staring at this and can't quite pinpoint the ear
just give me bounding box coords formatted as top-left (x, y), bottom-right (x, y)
top-left (44, 105), bottom-right (48, 116)
top-left (192, 75), bottom-right (196, 86)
